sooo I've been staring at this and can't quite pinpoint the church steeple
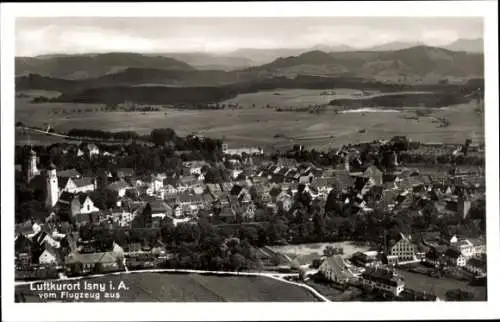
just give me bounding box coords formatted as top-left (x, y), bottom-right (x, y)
top-left (45, 162), bottom-right (59, 209)
top-left (23, 146), bottom-right (40, 184)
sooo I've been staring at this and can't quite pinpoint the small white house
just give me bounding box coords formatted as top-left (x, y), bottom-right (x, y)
top-left (39, 248), bottom-right (59, 265)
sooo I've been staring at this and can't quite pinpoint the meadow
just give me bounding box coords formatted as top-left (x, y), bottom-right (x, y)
top-left (15, 272), bottom-right (320, 302)
top-left (15, 88), bottom-right (484, 149)
top-left (220, 88), bottom-right (433, 109)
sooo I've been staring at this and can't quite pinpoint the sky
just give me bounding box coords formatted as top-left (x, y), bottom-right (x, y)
top-left (16, 17), bottom-right (483, 57)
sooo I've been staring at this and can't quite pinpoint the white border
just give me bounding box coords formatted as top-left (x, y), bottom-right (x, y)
top-left (1, 1), bottom-right (499, 321)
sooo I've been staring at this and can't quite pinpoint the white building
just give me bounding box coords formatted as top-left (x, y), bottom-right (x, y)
top-left (45, 164), bottom-right (59, 208)
top-left (23, 148), bottom-right (40, 183)
top-left (60, 177), bottom-right (95, 194)
top-left (107, 180), bottom-right (131, 198)
top-left (360, 268), bottom-right (405, 296)
top-left (39, 249), bottom-right (59, 265)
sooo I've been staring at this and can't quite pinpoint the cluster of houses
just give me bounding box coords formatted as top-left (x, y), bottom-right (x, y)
top-left (15, 139), bottom-right (486, 282)
top-left (313, 232), bottom-right (486, 298)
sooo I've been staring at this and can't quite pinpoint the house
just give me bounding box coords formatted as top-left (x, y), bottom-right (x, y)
top-left (65, 251), bottom-right (120, 275)
top-left (56, 192), bottom-right (100, 218)
top-left (388, 233), bottom-right (416, 263)
top-left (164, 184), bottom-right (178, 195)
top-left (232, 169), bottom-right (244, 180)
top-left (444, 247), bottom-right (466, 267)
top-left (464, 257), bottom-right (487, 275)
top-left (172, 205), bottom-right (183, 218)
top-left (276, 191), bottom-right (293, 212)
top-left (360, 267), bottom-right (405, 296)
top-left (350, 251), bottom-right (381, 268)
top-left (206, 183), bottom-right (222, 195)
top-left (238, 189), bottom-right (252, 204)
top-left (85, 143), bottom-right (100, 158)
top-left (39, 247), bottom-right (61, 265)
top-left (179, 192), bottom-right (205, 208)
top-left (111, 208), bottom-right (134, 227)
top-left (397, 176), bottom-right (426, 194)
top-left (59, 177), bottom-right (95, 194)
top-left (192, 184), bottom-right (205, 195)
top-left (116, 168), bottom-right (135, 179)
top-left (469, 238), bottom-right (487, 257)
top-left (311, 177), bottom-right (336, 196)
top-left (450, 237), bottom-right (475, 258)
top-left (178, 176), bottom-right (198, 192)
top-left (167, 214), bottom-right (195, 227)
top-left (220, 182), bottom-right (234, 193)
top-left (107, 180), bottom-right (131, 197)
top-left (57, 168), bottom-right (81, 179)
top-left (299, 173), bottom-right (314, 185)
top-left (318, 255), bottom-right (353, 284)
top-left (261, 191), bottom-right (272, 204)
top-left (183, 161), bottom-right (206, 176)
top-left (144, 200), bottom-right (173, 220)
top-left (74, 212), bottom-right (102, 227)
top-left (147, 175), bottom-right (164, 195)
top-left (242, 203), bottom-right (256, 220)
top-left (363, 165), bottom-right (383, 186)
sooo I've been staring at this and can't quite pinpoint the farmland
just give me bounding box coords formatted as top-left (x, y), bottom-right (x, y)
top-left (15, 272), bottom-right (320, 302)
top-left (15, 89), bottom-right (484, 149)
top-left (221, 88), bottom-right (435, 109)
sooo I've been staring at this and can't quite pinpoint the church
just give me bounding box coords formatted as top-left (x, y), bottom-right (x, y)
top-left (19, 148), bottom-right (96, 211)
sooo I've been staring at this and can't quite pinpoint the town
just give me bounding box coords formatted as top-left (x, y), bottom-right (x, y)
top-left (15, 128), bottom-right (487, 302)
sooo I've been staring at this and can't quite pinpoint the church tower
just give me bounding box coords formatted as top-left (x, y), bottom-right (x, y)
top-left (45, 163), bottom-right (59, 209)
top-left (23, 148), bottom-right (40, 183)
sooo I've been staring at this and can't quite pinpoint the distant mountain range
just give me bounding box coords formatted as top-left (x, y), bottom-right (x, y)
top-left (16, 38), bottom-right (483, 80)
top-left (443, 38), bottom-right (483, 53)
top-left (15, 53), bottom-right (195, 80)
top-left (16, 43), bottom-right (483, 82)
top-left (245, 45), bottom-right (483, 79)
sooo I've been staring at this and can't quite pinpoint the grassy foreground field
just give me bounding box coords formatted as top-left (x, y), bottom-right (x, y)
top-left (15, 91), bottom-right (484, 149)
top-left (15, 272), bottom-right (320, 302)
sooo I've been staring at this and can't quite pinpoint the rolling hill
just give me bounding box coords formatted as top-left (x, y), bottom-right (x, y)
top-left (362, 41), bottom-right (423, 51)
top-left (246, 45), bottom-right (484, 78)
top-left (160, 52), bottom-right (257, 70)
top-left (444, 38), bottom-right (484, 53)
top-left (15, 53), bottom-right (195, 79)
top-left (15, 45), bottom-right (484, 106)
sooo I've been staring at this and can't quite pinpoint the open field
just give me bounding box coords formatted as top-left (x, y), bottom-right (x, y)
top-left (398, 270), bottom-right (487, 301)
top-left (15, 272), bottom-right (319, 302)
top-left (268, 242), bottom-right (372, 265)
top-left (221, 88), bottom-right (434, 109)
top-left (15, 94), bottom-right (484, 149)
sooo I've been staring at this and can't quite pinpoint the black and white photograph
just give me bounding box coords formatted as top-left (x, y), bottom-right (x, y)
top-left (1, 1), bottom-right (499, 321)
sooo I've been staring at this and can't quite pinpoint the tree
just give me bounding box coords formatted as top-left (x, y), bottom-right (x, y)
top-left (230, 253), bottom-right (246, 271)
top-left (150, 128), bottom-right (177, 146)
top-left (313, 213), bottom-right (327, 242)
